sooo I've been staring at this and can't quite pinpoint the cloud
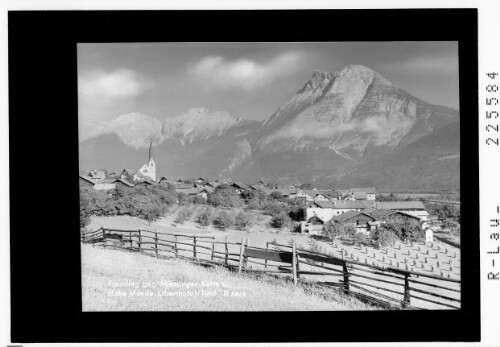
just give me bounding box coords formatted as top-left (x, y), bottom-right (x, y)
top-left (189, 52), bottom-right (306, 90)
top-left (79, 68), bottom-right (150, 101)
top-left (272, 115), bottom-right (416, 147)
top-left (381, 54), bottom-right (458, 75)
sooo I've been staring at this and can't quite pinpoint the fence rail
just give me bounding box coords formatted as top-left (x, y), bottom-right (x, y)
top-left (81, 227), bottom-right (461, 310)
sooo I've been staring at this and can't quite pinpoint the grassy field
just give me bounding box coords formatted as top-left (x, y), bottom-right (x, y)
top-left (81, 243), bottom-right (375, 311)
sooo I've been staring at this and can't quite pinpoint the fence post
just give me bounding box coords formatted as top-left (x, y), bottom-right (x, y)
top-left (138, 229), bottom-right (142, 252)
top-left (244, 239), bottom-right (249, 268)
top-left (238, 238), bottom-right (245, 273)
top-left (225, 237), bottom-right (229, 266)
top-left (342, 261), bottom-right (350, 294)
top-left (265, 242), bottom-right (269, 270)
top-left (129, 231), bottom-right (133, 249)
top-left (292, 241), bottom-right (298, 286)
top-left (211, 239), bottom-right (215, 261)
top-left (155, 232), bottom-right (158, 257)
top-left (174, 235), bottom-right (178, 258)
top-left (403, 274), bottom-right (411, 308)
top-left (193, 235), bottom-right (197, 260)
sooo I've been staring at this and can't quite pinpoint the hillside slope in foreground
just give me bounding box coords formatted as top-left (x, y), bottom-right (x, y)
top-left (81, 244), bottom-right (374, 311)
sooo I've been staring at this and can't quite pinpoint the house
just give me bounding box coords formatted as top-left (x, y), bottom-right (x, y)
top-left (300, 215), bottom-right (325, 236)
top-left (79, 175), bottom-right (95, 188)
top-left (348, 187), bottom-right (376, 200)
top-left (231, 182), bottom-right (249, 194)
top-left (325, 191), bottom-right (342, 201)
top-left (120, 169), bottom-right (145, 182)
top-left (158, 177), bottom-right (178, 186)
top-left (250, 184), bottom-right (272, 195)
top-left (113, 178), bottom-right (134, 189)
top-left (375, 201), bottom-right (429, 220)
top-left (331, 211), bottom-right (376, 235)
top-left (273, 187), bottom-right (299, 198)
top-left (93, 179), bottom-right (116, 191)
top-left (135, 179), bottom-right (155, 188)
top-left (88, 170), bottom-right (106, 181)
top-left (175, 183), bottom-right (197, 193)
top-left (312, 193), bottom-right (329, 202)
top-left (306, 201), bottom-right (335, 221)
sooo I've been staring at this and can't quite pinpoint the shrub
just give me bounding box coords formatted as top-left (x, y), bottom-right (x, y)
top-left (214, 210), bottom-right (235, 230)
top-left (322, 220), bottom-right (344, 242)
top-left (234, 211), bottom-right (252, 230)
top-left (370, 227), bottom-right (399, 247)
top-left (270, 210), bottom-right (292, 229)
top-left (207, 184), bottom-right (242, 208)
top-left (196, 207), bottom-right (214, 227)
top-left (175, 208), bottom-right (190, 224)
top-left (79, 189), bottom-right (91, 230)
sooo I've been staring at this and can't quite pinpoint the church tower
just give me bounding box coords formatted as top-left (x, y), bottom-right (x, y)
top-left (138, 140), bottom-right (157, 181)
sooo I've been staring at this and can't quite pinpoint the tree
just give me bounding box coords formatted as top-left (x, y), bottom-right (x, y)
top-left (196, 207), bottom-right (214, 227)
top-left (299, 183), bottom-right (314, 190)
top-left (270, 210), bottom-right (292, 229)
top-left (80, 189), bottom-right (91, 230)
top-left (141, 203), bottom-right (164, 226)
top-left (207, 184), bottom-right (242, 208)
top-left (269, 191), bottom-right (284, 200)
top-left (214, 210), bottom-right (235, 230)
top-left (322, 220), bottom-right (344, 243)
top-left (175, 208), bottom-right (190, 224)
top-left (370, 227), bottom-right (398, 247)
top-left (234, 211), bottom-right (252, 230)
top-left (353, 232), bottom-right (367, 246)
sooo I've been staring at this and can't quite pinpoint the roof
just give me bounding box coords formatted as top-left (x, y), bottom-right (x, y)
top-left (331, 211), bottom-right (375, 223)
top-left (273, 188), bottom-right (299, 196)
top-left (95, 179), bottom-right (115, 185)
top-left (250, 185), bottom-right (272, 194)
top-left (368, 209), bottom-right (421, 221)
top-left (307, 215), bottom-right (325, 224)
top-left (376, 201), bottom-right (426, 210)
top-left (79, 175), bottom-right (95, 185)
top-left (231, 182), bottom-right (249, 190)
top-left (350, 187), bottom-right (376, 194)
top-left (332, 200), bottom-right (366, 209)
top-left (325, 191), bottom-right (341, 198)
top-left (309, 201), bottom-right (335, 209)
top-left (181, 188), bottom-right (201, 195)
top-left (353, 192), bottom-right (367, 199)
top-left (121, 169), bottom-right (137, 175)
top-left (175, 183), bottom-right (196, 190)
top-left (113, 178), bottom-right (134, 187)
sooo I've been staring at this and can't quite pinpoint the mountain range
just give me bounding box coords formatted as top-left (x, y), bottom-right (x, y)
top-left (79, 64), bottom-right (460, 190)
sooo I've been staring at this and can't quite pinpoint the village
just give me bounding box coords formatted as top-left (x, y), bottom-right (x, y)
top-left (79, 147), bottom-right (460, 246)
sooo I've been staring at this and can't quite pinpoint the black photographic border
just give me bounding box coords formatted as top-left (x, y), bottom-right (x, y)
top-left (9, 9), bottom-right (479, 343)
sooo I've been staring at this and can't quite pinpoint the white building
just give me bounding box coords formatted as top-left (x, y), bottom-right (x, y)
top-left (137, 141), bottom-right (157, 182)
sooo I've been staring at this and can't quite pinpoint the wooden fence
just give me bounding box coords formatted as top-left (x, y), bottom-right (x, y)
top-left (81, 227), bottom-right (461, 310)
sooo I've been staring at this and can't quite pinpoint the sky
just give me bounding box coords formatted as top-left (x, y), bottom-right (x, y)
top-left (78, 42), bottom-right (459, 135)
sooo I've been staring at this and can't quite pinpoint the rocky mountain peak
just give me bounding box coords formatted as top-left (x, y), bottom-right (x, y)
top-left (296, 70), bottom-right (337, 94)
top-left (89, 112), bottom-right (162, 149)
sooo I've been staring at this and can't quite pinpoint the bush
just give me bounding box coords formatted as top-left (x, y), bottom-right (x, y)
top-left (196, 207), bottom-right (214, 227)
top-left (270, 210), bottom-right (292, 229)
top-left (207, 184), bottom-right (242, 208)
top-left (234, 211), bottom-right (252, 230)
top-left (175, 208), bottom-right (190, 224)
top-left (214, 210), bottom-right (235, 230)
top-left (80, 189), bottom-right (91, 230)
top-left (370, 227), bottom-right (398, 247)
top-left (322, 220), bottom-right (344, 242)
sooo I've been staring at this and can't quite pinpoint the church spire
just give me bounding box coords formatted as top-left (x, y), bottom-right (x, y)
top-left (148, 138), bottom-right (154, 162)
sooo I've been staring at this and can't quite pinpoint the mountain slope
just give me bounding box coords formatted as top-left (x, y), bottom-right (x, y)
top-left (79, 64), bottom-right (460, 189)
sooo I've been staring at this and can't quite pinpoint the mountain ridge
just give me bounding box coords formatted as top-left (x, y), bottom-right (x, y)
top-left (79, 64), bottom-right (460, 189)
